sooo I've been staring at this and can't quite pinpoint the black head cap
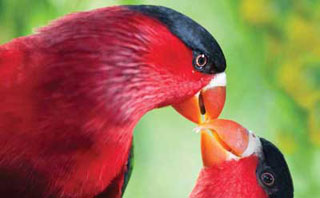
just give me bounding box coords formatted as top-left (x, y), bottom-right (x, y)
top-left (257, 138), bottom-right (294, 198)
top-left (128, 5), bottom-right (226, 74)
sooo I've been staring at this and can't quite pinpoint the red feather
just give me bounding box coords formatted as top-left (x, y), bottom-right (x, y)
top-left (0, 6), bottom-right (212, 198)
top-left (190, 157), bottom-right (268, 198)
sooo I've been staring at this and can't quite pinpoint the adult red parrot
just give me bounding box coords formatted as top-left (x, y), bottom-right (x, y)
top-left (191, 119), bottom-right (294, 198)
top-left (0, 5), bottom-right (227, 198)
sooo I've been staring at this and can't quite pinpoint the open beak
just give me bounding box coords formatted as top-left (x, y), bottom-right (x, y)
top-left (172, 73), bottom-right (226, 124)
top-left (199, 119), bottom-right (256, 167)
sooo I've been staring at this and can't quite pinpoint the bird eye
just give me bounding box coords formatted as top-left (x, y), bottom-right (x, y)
top-left (261, 172), bottom-right (275, 187)
top-left (195, 54), bottom-right (208, 67)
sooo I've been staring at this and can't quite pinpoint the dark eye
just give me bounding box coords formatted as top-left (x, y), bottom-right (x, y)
top-left (261, 172), bottom-right (275, 187)
top-left (195, 54), bottom-right (208, 67)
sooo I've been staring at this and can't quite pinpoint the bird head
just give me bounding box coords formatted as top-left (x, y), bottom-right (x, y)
top-left (126, 5), bottom-right (227, 123)
top-left (128, 5), bottom-right (227, 123)
top-left (191, 119), bottom-right (294, 198)
top-left (35, 5), bottom-right (226, 125)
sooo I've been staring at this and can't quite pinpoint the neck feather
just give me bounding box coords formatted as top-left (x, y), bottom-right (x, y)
top-left (190, 157), bottom-right (268, 198)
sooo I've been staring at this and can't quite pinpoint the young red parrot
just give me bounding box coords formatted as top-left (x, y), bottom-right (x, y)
top-left (0, 5), bottom-right (227, 198)
top-left (191, 119), bottom-right (294, 198)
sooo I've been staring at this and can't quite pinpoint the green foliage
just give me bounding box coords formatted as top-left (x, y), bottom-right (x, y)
top-left (0, 0), bottom-right (319, 197)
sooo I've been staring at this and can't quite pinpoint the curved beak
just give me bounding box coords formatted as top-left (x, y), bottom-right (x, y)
top-left (199, 119), bottom-right (254, 167)
top-left (172, 72), bottom-right (226, 124)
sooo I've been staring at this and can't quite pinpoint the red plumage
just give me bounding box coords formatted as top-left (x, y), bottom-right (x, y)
top-left (190, 157), bottom-right (268, 198)
top-left (0, 6), bottom-right (213, 198)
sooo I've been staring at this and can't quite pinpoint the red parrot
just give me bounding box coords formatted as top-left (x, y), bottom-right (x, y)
top-left (191, 119), bottom-right (294, 198)
top-left (0, 5), bottom-right (227, 198)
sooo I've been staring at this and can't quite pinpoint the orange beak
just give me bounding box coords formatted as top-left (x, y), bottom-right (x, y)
top-left (172, 73), bottom-right (226, 124)
top-left (199, 119), bottom-right (251, 167)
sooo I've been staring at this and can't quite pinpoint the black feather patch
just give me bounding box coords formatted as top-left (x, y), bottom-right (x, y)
top-left (257, 138), bottom-right (294, 198)
top-left (128, 5), bottom-right (226, 74)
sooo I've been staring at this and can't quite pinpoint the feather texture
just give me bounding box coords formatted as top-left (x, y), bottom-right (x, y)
top-left (0, 6), bottom-right (212, 198)
top-left (190, 157), bottom-right (268, 198)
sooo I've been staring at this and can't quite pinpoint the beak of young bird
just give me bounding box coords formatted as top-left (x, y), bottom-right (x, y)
top-left (198, 119), bottom-right (261, 167)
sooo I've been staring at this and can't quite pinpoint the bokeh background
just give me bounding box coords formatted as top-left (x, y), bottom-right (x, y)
top-left (0, 0), bottom-right (319, 197)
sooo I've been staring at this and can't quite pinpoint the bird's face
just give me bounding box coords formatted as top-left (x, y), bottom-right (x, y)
top-left (128, 6), bottom-right (227, 122)
top-left (190, 119), bottom-right (294, 198)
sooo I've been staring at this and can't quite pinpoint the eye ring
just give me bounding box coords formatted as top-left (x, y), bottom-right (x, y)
top-left (195, 54), bottom-right (208, 67)
top-left (261, 172), bottom-right (275, 187)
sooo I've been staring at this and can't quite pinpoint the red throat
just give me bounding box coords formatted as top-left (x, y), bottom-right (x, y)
top-left (190, 157), bottom-right (268, 198)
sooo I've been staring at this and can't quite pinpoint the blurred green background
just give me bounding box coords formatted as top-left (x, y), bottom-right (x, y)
top-left (1, 0), bottom-right (319, 197)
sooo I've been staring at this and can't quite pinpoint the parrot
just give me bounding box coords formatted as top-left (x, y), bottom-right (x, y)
top-left (0, 5), bottom-right (227, 198)
top-left (190, 119), bottom-right (293, 198)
